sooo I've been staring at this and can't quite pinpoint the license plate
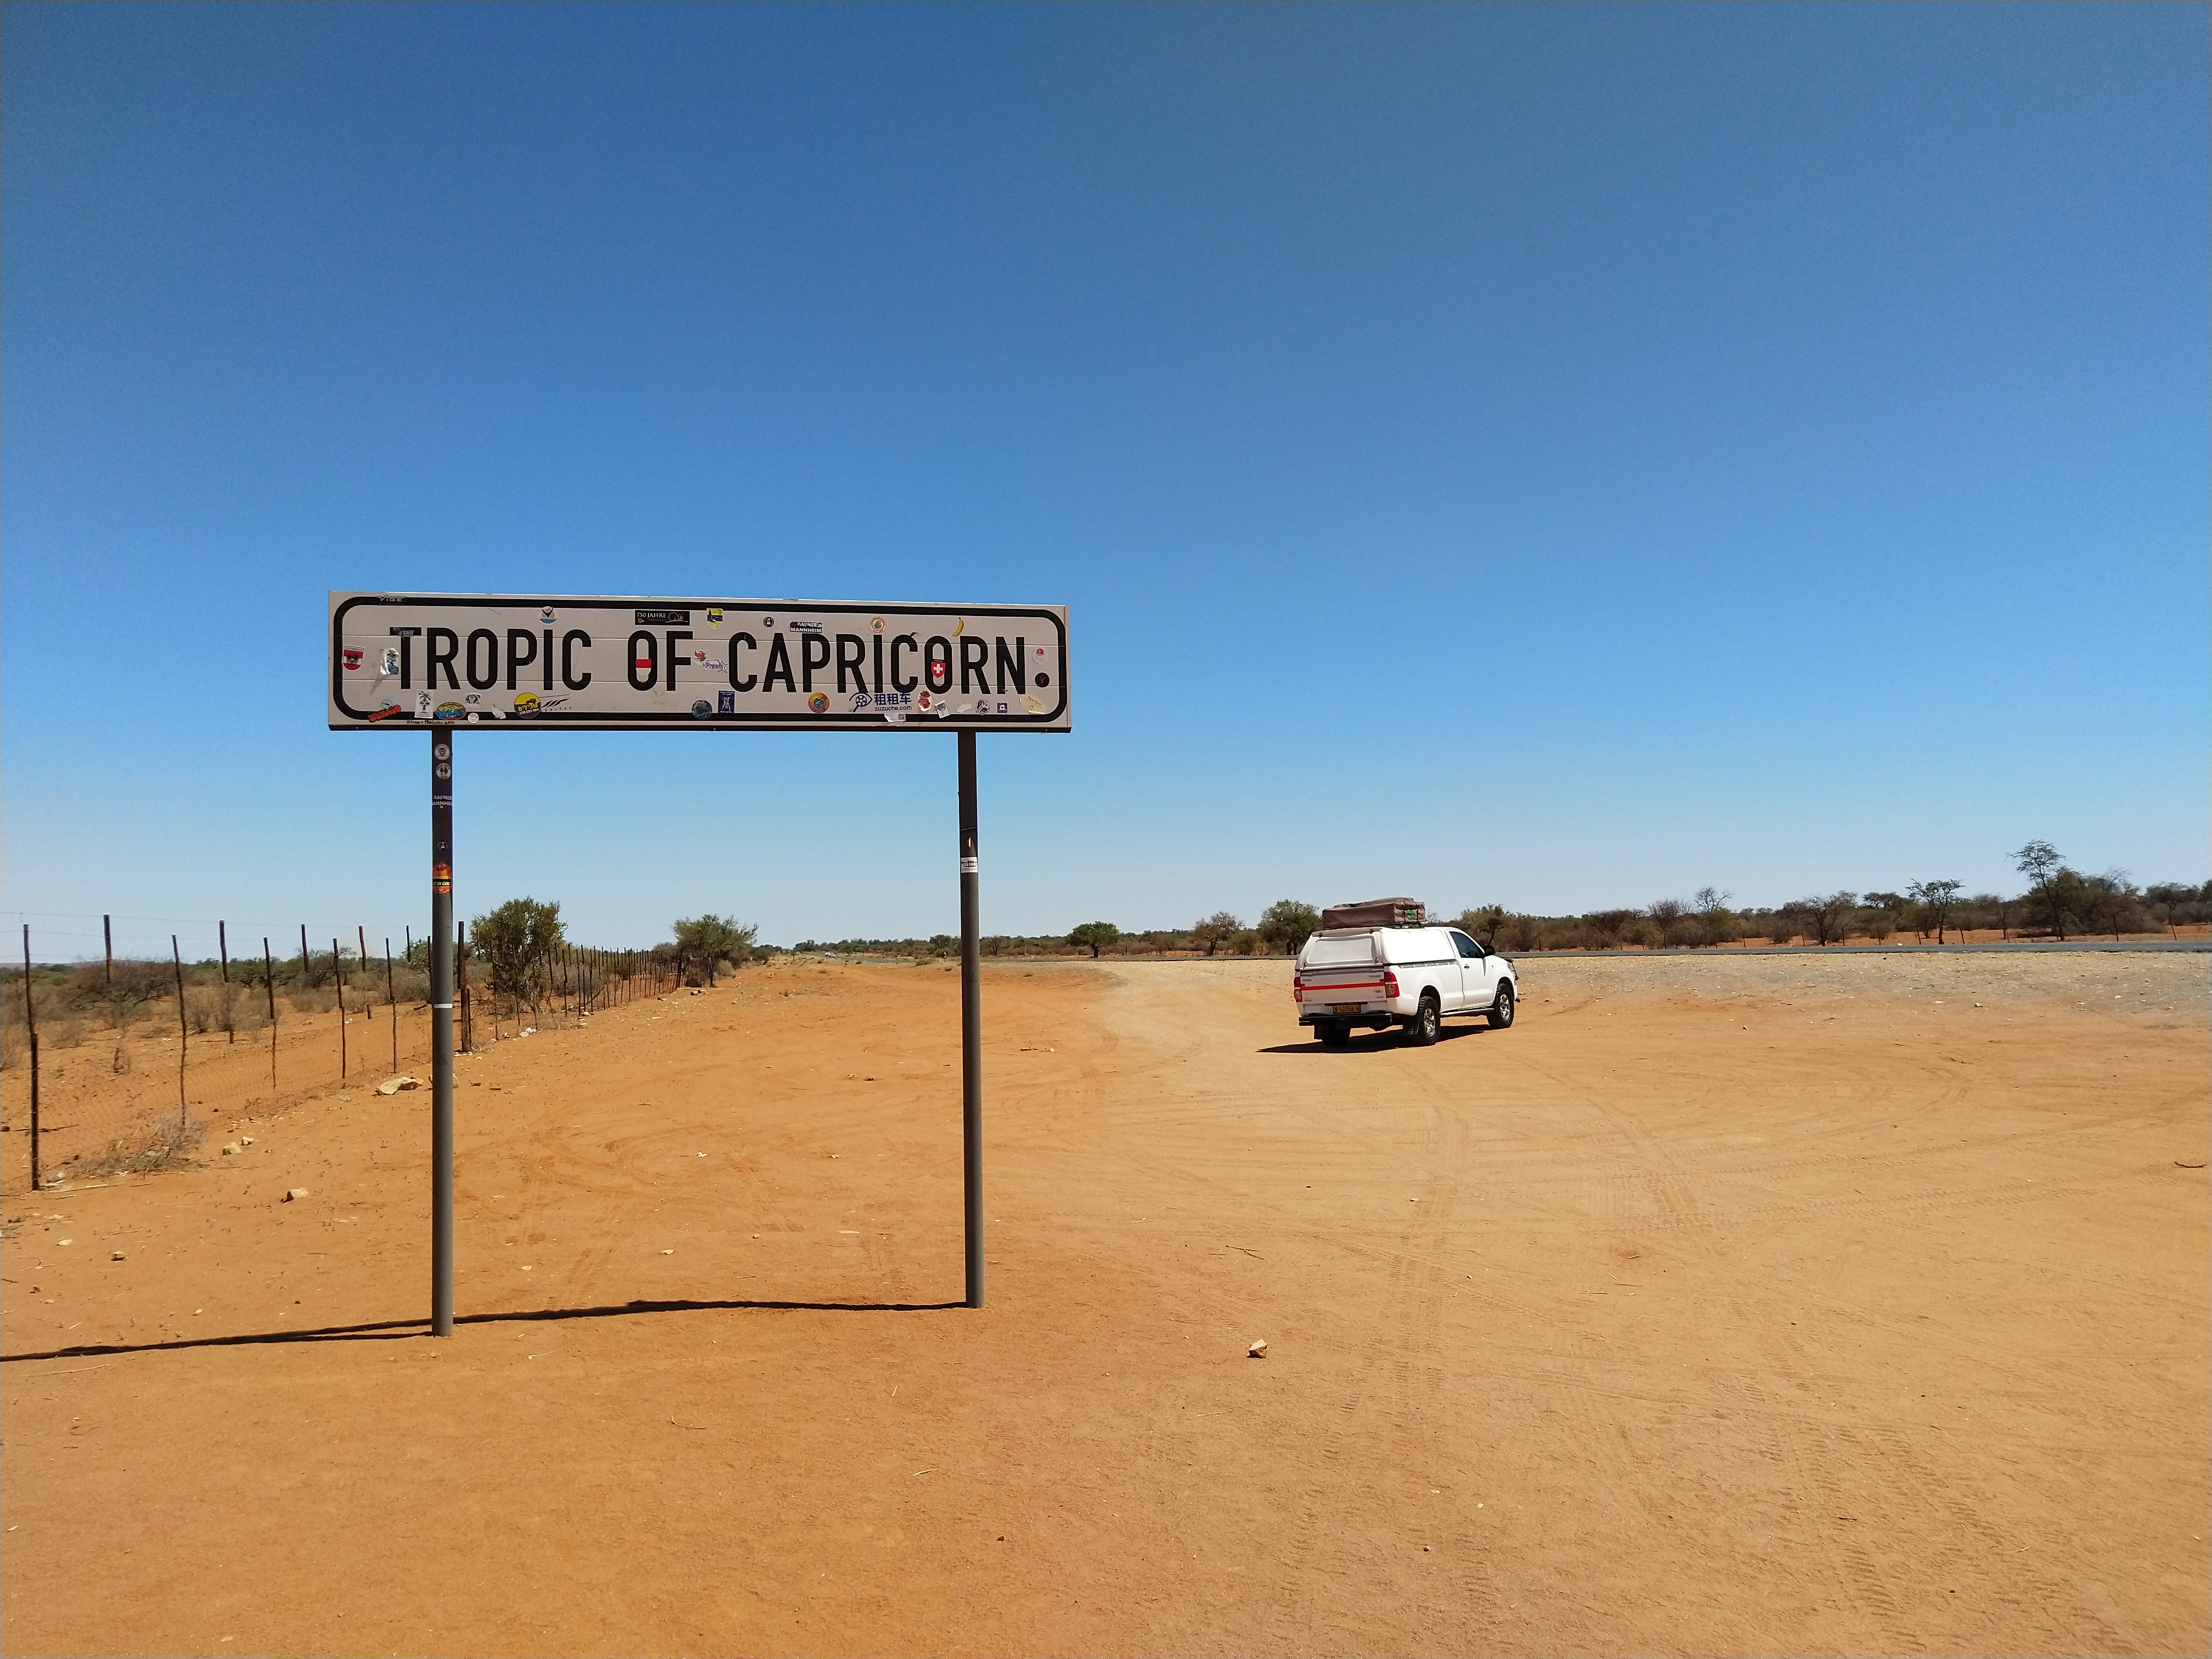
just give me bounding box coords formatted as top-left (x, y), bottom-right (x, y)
top-left (1331, 1003), bottom-right (1360, 1015)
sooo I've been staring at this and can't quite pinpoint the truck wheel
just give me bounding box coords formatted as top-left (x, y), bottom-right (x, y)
top-left (1318, 1020), bottom-right (1350, 1047)
top-left (1488, 982), bottom-right (1515, 1029)
top-left (1405, 994), bottom-right (1441, 1046)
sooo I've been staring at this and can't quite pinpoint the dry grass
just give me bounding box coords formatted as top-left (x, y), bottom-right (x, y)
top-left (53, 1113), bottom-right (206, 1182)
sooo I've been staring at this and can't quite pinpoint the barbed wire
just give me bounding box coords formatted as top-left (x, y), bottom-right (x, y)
top-left (2, 909), bottom-right (428, 966)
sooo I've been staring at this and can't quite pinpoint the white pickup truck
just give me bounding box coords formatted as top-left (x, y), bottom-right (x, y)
top-left (1293, 925), bottom-right (1518, 1047)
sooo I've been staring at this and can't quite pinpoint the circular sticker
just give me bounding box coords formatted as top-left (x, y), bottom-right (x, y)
top-left (807, 692), bottom-right (829, 713)
top-left (512, 693), bottom-right (541, 719)
top-left (690, 698), bottom-right (713, 719)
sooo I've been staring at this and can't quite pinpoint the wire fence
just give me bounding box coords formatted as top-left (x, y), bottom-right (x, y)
top-left (1, 913), bottom-right (690, 1196)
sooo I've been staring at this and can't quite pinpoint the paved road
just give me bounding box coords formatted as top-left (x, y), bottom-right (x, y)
top-left (983, 939), bottom-right (2208, 966)
top-left (1510, 939), bottom-right (2208, 957)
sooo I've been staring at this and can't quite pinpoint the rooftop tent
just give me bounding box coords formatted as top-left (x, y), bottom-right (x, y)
top-left (1320, 898), bottom-right (1426, 930)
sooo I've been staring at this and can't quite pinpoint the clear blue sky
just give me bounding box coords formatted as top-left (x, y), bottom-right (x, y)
top-left (4, 3), bottom-right (2206, 959)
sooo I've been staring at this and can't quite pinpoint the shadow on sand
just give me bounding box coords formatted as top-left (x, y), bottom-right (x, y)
top-left (1, 1295), bottom-right (966, 1365)
top-left (1257, 1023), bottom-right (1494, 1056)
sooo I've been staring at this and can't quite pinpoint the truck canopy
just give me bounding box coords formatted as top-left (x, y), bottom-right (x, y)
top-left (1299, 926), bottom-right (1457, 967)
top-left (1300, 931), bottom-right (1380, 968)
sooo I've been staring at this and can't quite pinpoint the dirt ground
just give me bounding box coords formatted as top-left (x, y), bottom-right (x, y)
top-left (3, 951), bottom-right (2205, 1657)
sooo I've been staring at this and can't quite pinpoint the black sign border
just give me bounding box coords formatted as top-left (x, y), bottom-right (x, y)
top-left (330, 594), bottom-right (1070, 732)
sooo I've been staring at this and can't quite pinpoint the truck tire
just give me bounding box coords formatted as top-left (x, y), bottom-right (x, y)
top-left (1404, 993), bottom-right (1441, 1046)
top-left (1487, 981), bottom-right (1515, 1029)
top-left (1318, 1020), bottom-right (1351, 1047)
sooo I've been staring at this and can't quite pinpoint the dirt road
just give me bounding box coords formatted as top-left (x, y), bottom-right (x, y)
top-left (4, 952), bottom-right (2205, 1656)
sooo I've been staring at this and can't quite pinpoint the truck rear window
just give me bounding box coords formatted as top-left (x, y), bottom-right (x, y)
top-left (1302, 934), bottom-right (1377, 967)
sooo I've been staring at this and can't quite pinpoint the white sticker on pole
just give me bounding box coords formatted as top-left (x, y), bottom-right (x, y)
top-left (960, 857), bottom-right (979, 874)
top-left (328, 593), bottom-right (1070, 732)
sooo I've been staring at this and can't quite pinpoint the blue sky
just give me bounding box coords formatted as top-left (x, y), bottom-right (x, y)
top-left (4, 3), bottom-right (2206, 958)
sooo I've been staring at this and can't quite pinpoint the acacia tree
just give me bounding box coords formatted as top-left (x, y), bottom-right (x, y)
top-left (1583, 909), bottom-right (1638, 948)
top-left (1907, 879), bottom-right (1963, 945)
top-left (2078, 871), bottom-right (2138, 941)
top-left (2145, 881), bottom-right (2209, 936)
top-left (1970, 893), bottom-right (2011, 940)
top-left (1066, 921), bottom-right (1121, 958)
top-left (1691, 888), bottom-right (1739, 945)
top-left (471, 898), bottom-right (565, 1018)
top-left (2013, 840), bottom-right (2068, 940)
top-left (1192, 912), bottom-right (1243, 957)
top-left (1454, 905), bottom-right (1509, 947)
top-left (672, 915), bottom-right (759, 986)
top-left (1792, 891), bottom-right (1857, 946)
top-left (1861, 891), bottom-right (1907, 941)
top-left (1257, 900), bottom-right (1322, 956)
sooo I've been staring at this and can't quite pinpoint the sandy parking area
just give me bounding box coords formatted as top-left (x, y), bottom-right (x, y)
top-left (3, 951), bottom-right (2205, 1656)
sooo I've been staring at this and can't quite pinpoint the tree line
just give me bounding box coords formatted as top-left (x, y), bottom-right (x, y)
top-left (3, 901), bottom-right (769, 1062)
top-left (792, 841), bottom-right (2208, 960)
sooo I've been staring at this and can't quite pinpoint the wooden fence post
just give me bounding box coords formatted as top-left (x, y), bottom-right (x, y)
top-left (386, 939), bottom-right (398, 1073)
top-left (263, 939), bottom-right (278, 1087)
top-left (334, 939), bottom-right (347, 1081)
top-left (171, 935), bottom-right (188, 1127)
top-left (23, 924), bottom-right (41, 1192)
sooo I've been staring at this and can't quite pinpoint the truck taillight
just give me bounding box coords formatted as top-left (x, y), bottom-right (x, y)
top-left (1383, 969), bottom-right (1400, 998)
top-left (1291, 974), bottom-right (1305, 1001)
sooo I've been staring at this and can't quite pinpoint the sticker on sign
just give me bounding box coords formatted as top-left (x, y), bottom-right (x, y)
top-left (329, 594), bottom-right (1070, 731)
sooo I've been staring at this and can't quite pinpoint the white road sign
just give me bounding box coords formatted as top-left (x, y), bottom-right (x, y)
top-left (329, 594), bottom-right (1070, 731)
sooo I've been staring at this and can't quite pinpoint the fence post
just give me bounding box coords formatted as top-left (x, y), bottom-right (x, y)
top-left (23, 924), bottom-right (40, 1192)
top-left (263, 938), bottom-right (278, 1088)
top-left (105, 915), bottom-right (113, 987)
top-left (386, 939), bottom-right (398, 1073)
top-left (219, 921), bottom-right (234, 1043)
top-left (359, 927), bottom-right (371, 1021)
top-left (172, 935), bottom-right (188, 1128)
top-left (458, 922), bottom-right (472, 1053)
top-left (334, 939), bottom-right (347, 1081)
top-left (301, 924), bottom-right (311, 988)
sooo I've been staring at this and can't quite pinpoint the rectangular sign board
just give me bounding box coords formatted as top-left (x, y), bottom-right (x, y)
top-left (329, 593), bottom-right (1069, 731)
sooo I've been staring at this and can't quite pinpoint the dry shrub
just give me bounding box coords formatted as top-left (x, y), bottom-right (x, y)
top-left (287, 988), bottom-right (337, 1016)
top-left (204, 980), bottom-right (264, 1036)
top-left (63, 1114), bottom-right (206, 1180)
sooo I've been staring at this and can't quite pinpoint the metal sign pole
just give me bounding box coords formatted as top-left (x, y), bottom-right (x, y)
top-left (430, 729), bottom-right (455, 1337)
top-left (958, 730), bottom-right (983, 1308)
